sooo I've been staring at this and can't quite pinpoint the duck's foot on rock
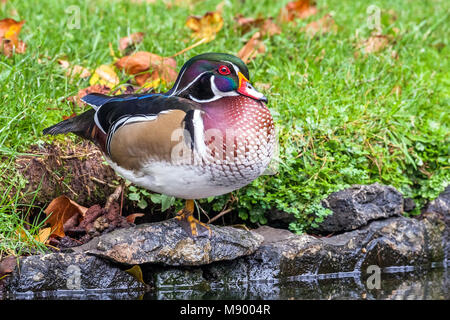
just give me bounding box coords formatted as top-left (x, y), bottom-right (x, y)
top-left (175, 209), bottom-right (212, 238)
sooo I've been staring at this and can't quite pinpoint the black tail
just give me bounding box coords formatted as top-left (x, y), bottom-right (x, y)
top-left (43, 109), bottom-right (97, 141)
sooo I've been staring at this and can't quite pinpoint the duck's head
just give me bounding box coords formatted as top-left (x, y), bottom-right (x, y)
top-left (167, 52), bottom-right (267, 104)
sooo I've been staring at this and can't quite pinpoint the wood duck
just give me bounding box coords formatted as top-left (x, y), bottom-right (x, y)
top-left (43, 53), bottom-right (275, 237)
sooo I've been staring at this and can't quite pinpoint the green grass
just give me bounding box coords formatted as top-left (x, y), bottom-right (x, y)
top-left (0, 159), bottom-right (48, 258)
top-left (0, 0), bottom-right (448, 254)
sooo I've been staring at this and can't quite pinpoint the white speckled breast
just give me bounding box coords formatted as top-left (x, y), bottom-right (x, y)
top-left (198, 96), bottom-right (276, 189)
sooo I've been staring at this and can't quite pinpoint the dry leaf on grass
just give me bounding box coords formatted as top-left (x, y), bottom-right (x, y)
top-left (44, 195), bottom-right (88, 238)
top-left (58, 59), bottom-right (91, 79)
top-left (0, 18), bottom-right (26, 57)
top-left (238, 32), bottom-right (266, 64)
top-left (66, 84), bottom-right (111, 106)
top-left (89, 64), bottom-right (120, 88)
top-left (356, 34), bottom-right (390, 55)
top-left (37, 227), bottom-right (52, 243)
top-left (254, 82), bottom-right (271, 90)
top-left (119, 31), bottom-right (145, 52)
top-left (186, 11), bottom-right (224, 42)
top-left (279, 0), bottom-right (317, 22)
top-left (235, 15), bottom-right (281, 37)
top-left (301, 14), bottom-right (337, 37)
top-left (115, 51), bottom-right (177, 87)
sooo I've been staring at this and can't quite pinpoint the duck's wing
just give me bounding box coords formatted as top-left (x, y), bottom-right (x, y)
top-left (44, 94), bottom-right (203, 164)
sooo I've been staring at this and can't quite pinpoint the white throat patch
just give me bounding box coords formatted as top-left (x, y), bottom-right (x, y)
top-left (189, 76), bottom-right (238, 103)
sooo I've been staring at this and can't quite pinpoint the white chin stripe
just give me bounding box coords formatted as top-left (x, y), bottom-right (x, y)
top-left (189, 76), bottom-right (238, 103)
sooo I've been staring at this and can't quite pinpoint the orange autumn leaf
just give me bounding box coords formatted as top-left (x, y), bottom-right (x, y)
top-left (0, 18), bottom-right (24, 46)
top-left (235, 15), bottom-right (281, 37)
top-left (126, 213), bottom-right (145, 224)
top-left (119, 31), bottom-right (145, 51)
top-left (115, 51), bottom-right (177, 87)
top-left (279, 0), bottom-right (317, 22)
top-left (357, 34), bottom-right (390, 55)
top-left (186, 11), bottom-right (224, 42)
top-left (67, 84), bottom-right (111, 106)
top-left (238, 32), bottom-right (266, 64)
top-left (301, 14), bottom-right (337, 37)
top-left (36, 227), bottom-right (52, 244)
top-left (0, 18), bottom-right (26, 57)
top-left (44, 196), bottom-right (88, 238)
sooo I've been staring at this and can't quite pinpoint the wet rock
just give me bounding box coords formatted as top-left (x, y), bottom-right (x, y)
top-left (5, 252), bottom-right (145, 297)
top-left (403, 198), bottom-right (416, 212)
top-left (75, 218), bottom-right (263, 266)
top-left (149, 215), bottom-right (445, 288)
top-left (421, 185), bottom-right (449, 260)
top-left (421, 185), bottom-right (449, 221)
top-left (253, 216), bottom-right (443, 278)
top-left (317, 183), bottom-right (403, 233)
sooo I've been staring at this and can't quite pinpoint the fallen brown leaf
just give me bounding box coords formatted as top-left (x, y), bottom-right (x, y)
top-left (44, 195), bottom-right (88, 238)
top-left (62, 113), bottom-right (77, 121)
top-left (119, 31), bottom-right (145, 52)
top-left (301, 14), bottom-right (337, 37)
top-left (0, 18), bottom-right (26, 57)
top-left (357, 34), bottom-right (390, 55)
top-left (238, 32), bottom-right (266, 64)
top-left (36, 227), bottom-right (52, 243)
top-left (115, 51), bottom-right (177, 87)
top-left (58, 59), bottom-right (91, 79)
top-left (126, 213), bottom-right (145, 224)
top-left (0, 18), bottom-right (24, 47)
top-left (1, 38), bottom-right (26, 57)
top-left (279, 0), bottom-right (317, 23)
top-left (235, 15), bottom-right (281, 37)
top-left (67, 84), bottom-right (111, 106)
top-left (0, 256), bottom-right (16, 279)
top-left (254, 82), bottom-right (271, 90)
top-left (186, 11), bottom-right (224, 42)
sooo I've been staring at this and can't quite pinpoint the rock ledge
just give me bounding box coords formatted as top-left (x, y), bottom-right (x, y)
top-left (76, 218), bottom-right (264, 266)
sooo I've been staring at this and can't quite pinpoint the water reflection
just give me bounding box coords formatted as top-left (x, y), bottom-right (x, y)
top-left (7, 266), bottom-right (448, 300)
top-left (144, 266), bottom-right (449, 300)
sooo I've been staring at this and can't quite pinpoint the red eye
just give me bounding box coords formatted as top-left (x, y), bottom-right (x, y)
top-left (218, 65), bottom-right (231, 75)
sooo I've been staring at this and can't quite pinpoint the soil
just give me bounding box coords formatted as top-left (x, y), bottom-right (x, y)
top-left (15, 139), bottom-right (118, 207)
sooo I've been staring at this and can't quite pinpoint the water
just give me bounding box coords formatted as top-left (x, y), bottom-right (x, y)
top-left (144, 265), bottom-right (449, 300)
top-left (7, 264), bottom-right (448, 300)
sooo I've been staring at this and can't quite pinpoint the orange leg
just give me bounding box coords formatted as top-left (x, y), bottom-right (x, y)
top-left (175, 199), bottom-right (212, 238)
